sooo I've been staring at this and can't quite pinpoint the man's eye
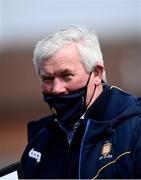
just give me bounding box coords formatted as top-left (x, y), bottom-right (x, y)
top-left (64, 73), bottom-right (73, 77)
top-left (41, 76), bottom-right (54, 82)
top-left (63, 73), bottom-right (74, 80)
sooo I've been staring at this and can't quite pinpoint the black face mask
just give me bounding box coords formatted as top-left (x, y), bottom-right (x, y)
top-left (43, 73), bottom-right (93, 130)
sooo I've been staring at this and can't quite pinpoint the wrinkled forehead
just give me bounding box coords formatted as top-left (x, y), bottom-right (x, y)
top-left (40, 58), bottom-right (87, 76)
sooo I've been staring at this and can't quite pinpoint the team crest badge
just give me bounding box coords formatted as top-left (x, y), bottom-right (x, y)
top-left (101, 142), bottom-right (112, 157)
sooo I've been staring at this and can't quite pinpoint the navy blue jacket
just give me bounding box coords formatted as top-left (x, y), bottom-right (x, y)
top-left (21, 85), bottom-right (141, 179)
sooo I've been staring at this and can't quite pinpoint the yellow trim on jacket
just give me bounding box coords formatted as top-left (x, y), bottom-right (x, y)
top-left (92, 151), bottom-right (131, 179)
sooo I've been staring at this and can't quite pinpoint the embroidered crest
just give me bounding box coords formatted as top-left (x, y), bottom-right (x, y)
top-left (101, 142), bottom-right (112, 157)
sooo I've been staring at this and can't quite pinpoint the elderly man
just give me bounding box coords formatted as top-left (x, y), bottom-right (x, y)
top-left (21, 25), bottom-right (141, 179)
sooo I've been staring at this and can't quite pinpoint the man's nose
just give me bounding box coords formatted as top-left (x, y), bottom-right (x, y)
top-left (52, 79), bottom-right (66, 95)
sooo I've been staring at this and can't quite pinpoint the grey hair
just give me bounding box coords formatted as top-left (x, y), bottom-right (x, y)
top-left (33, 25), bottom-right (107, 82)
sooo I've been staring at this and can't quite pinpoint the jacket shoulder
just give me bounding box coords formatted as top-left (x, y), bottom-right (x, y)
top-left (27, 115), bottom-right (53, 142)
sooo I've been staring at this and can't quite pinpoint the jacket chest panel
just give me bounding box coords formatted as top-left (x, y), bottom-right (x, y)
top-left (79, 120), bottom-right (134, 179)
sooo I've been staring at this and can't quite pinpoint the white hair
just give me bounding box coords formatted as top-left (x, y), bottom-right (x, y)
top-left (33, 25), bottom-right (107, 82)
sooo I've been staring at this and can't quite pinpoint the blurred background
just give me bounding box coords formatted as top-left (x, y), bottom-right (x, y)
top-left (0, 0), bottom-right (141, 169)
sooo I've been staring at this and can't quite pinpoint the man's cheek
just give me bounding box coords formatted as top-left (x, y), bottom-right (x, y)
top-left (41, 83), bottom-right (51, 93)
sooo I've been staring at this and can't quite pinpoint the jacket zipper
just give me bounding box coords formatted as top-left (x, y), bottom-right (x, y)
top-left (78, 120), bottom-right (90, 179)
top-left (65, 130), bottom-right (74, 178)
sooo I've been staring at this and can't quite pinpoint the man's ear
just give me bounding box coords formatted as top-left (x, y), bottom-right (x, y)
top-left (93, 65), bottom-right (103, 85)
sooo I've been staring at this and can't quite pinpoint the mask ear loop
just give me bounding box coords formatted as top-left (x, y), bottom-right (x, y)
top-left (86, 84), bottom-right (97, 109)
top-left (85, 71), bottom-right (97, 109)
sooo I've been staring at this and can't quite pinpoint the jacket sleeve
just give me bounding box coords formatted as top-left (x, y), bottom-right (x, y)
top-left (132, 115), bottom-right (141, 178)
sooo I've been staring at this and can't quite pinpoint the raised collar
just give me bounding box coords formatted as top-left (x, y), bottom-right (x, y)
top-left (85, 84), bottom-right (110, 121)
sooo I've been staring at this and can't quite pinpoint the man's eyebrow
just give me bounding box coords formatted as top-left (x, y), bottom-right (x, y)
top-left (60, 69), bottom-right (73, 75)
top-left (40, 69), bottom-right (73, 77)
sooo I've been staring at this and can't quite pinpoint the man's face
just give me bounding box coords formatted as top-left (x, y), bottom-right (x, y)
top-left (40, 44), bottom-right (90, 95)
top-left (39, 43), bottom-right (103, 107)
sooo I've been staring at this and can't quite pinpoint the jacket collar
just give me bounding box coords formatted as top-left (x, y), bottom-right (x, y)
top-left (85, 84), bottom-right (110, 121)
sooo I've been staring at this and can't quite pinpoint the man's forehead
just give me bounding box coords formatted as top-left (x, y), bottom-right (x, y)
top-left (40, 58), bottom-right (82, 73)
top-left (41, 59), bottom-right (78, 67)
top-left (40, 66), bottom-right (75, 76)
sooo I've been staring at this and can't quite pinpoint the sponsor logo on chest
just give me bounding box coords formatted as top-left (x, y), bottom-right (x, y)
top-left (28, 148), bottom-right (41, 163)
